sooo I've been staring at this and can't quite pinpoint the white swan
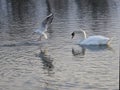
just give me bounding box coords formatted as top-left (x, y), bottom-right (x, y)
top-left (33, 13), bottom-right (54, 41)
top-left (71, 29), bottom-right (111, 45)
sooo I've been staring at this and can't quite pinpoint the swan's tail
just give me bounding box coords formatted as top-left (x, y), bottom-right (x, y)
top-left (108, 37), bottom-right (113, 45)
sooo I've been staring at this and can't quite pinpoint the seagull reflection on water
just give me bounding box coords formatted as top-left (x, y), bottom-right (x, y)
top-left (36, 47), bottom-right (54, 71)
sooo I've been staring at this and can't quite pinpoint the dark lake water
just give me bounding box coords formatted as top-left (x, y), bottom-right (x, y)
top-left (0, 0), bottom-right (119, 90)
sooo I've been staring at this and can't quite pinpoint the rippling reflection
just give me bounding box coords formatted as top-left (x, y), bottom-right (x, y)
top-left (0, 0), bottom-right (119, 90)
top-left (72, 45), bottom-right (113, 57)
top-left (72, 47), bottom-right (85, 57)
top-left (35, 45), bottom-right (54, 76)
top-left (75, 0), bottom-right (111, 35)
top-left (38, 48), bottom-right (54, 70)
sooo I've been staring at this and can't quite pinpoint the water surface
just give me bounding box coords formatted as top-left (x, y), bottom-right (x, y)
top-left (0, 0), bottom-right (119, 90)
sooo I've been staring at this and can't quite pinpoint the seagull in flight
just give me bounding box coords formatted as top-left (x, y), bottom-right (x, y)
top-left (33, 13), bottom-right (54, 41)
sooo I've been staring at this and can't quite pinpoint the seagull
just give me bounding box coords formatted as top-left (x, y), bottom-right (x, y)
top-left (71, 29), bottom-right (111, 45)
top-left (33, 13), bottom-right (54, 41)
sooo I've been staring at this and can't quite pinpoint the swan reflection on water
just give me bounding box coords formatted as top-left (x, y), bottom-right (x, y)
top-left (72, 45), bottom-right (113, 57)
top-left (72, 47), bottom-right (85, 57)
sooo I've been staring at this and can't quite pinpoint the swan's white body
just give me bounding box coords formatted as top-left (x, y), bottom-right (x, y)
top-left (72, 29), bottom-right (110, 45)
top-left (80, 35), bottom-right (110, 45)
top-left (33, 13), bottom-right (53, 40)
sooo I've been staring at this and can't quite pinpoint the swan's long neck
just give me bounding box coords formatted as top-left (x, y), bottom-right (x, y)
top-left (75, 29), bottom-right (87, 39)
top-left (80, 29), bottom-right (87, 39)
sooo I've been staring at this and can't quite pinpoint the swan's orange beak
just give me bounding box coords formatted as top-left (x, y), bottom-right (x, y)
top-left (71, 32), bottom-right (75, 39)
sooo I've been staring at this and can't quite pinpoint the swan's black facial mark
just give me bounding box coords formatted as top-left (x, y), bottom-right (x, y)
top-left (71, 32), bottom-right (75, 39)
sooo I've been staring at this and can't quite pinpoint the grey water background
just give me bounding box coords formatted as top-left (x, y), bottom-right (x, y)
top-left (0, 0), bottom-right (119, 90)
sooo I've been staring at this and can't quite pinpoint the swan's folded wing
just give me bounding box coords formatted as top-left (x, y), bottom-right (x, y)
top-left (80, 36), bottom-right (110, 45)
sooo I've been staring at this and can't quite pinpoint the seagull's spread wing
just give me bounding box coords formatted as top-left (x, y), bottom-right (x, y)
top-left (34, 13), bottom-right (54, 35)
top-left (41, 13), bottom-right (54, 29)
